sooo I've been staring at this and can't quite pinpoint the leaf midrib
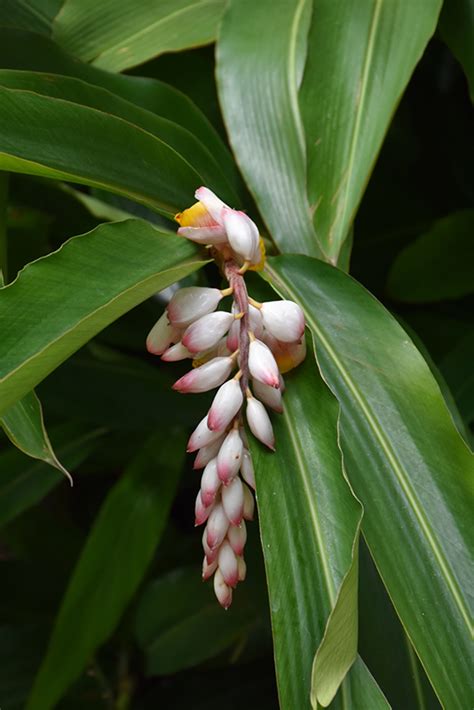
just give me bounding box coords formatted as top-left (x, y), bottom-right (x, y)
top-left (266, 263), bottom-right (471, 634)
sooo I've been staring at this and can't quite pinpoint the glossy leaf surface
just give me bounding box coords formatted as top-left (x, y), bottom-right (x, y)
top-left (387, 210), bottom-right (474, 302)
top-left (54, 0), bottom-right (226, 72)
top-left (0, 220), bottom-right (207, 415)
top-left (300, 0), bottom-right (442, 263)
top-left (250, 350), bottom-right (387, 708)
top-left (217, 0), bottom-right (323, 258)
top-left (265, 255), bottom-right (474, 709)
top-left (27, 431), bottom-right (184, 710)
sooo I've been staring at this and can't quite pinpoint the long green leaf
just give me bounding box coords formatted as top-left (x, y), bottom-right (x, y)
top-left (439, 0), bottom-right (474, 100)
top-left (0, 220), bottom-right (208, 415)
top-left (0, 0), bottom-right (62, 36)
top-left (0, 424), bottom-right (101, 528)
top-left (299, 0), bottom-right (442, 263)
top-left (387, 209), bottom-right (474, 302)
top-left (216, 0), bottom-right (324, 258)
top-left (27, 430), bottom-right (184, 710)
top-left (265, 255), bottom-right (474, 709)
top-left (1, 391), bottom-right (71, 481)
top-left (53, 0), bottom-right (226, 72)
top-left (250, 347), bottom-right (387, 708)
top-left (0, 27), bottom-right (237, 183)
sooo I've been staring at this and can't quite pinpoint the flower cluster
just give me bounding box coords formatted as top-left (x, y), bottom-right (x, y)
top-left (146, 187), bottom-right (306, 608)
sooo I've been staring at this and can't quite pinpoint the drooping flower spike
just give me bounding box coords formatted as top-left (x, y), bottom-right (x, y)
top-left (146, 187), bottom-right (306, 608)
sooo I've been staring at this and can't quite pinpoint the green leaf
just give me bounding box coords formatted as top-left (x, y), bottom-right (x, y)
top-left (440, 330), bottom-right (474, 425)
top-left (27, 430), bottom-right (185, 710)
top-left (0, 220), bottom-right (208, 416)
top-left (53, 0), bottom-right (226, 72)
top-left (1, 391), bottom-right (71, 482)
top-left (265, 255), bottom-right (474, 709)
top-left (249, 347), bottom-right (387, 708)
top-left (299, 0), bottom-right (442, 263)
top-left (0, 72), bottom-right (237, 215)
top-left (0, 28), bottom-right (237, 183)
top-left (387, 210), bottom-right (474, 302)
top-left (134, 565), bottom-right (259, 676)
top-left (439, 0), bottom-right (474, 100)
top-left (0, 0), bottom-right (62, 36)
top-left (0, 424), bottom-right (101, 528)
top-left (216, 0), bottom-right (324, 259)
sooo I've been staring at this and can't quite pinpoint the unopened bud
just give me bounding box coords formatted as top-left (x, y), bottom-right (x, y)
top-left (240, 449), bottom-right (256, 490)
top-left (193, 435), bottom-right (225, 469)
top-left (161, 341), bottom-right (193, 362)
top-left (182, 312), bottom-right (234, 354)
top-left (146, 312), bottom-right (179, 355)
top-left (222, 208), bottom-right (259, 261)
top-left (202, 555), bottom-right (218, 580)
top-left (237, 555), bottom-right (247, 582)
top-left (173, 356), bottom-right (234, 393)
top-left (246, 395), bottom-right (275, 450)
top-left (206, 503), bottom-right (230, 550)
top-left (253, 378), bottom-right (283, 413)
top-left (207, 379), bottom-right (243, 431)
top-left (187, 416), bottom-right (225, 452)
top-left (242, 483), bottom-right (255, 521)
top-left (200, 459), bottom-right (221, 507)
top-left (227, 520), bottom-right (247, 555)
top-left (260, 300), bottom-right (305, 342)
top-left (248, 339), bottom-right (280, 388)
top-left (214, 568), bottom-right (233, 609)
top-left (218, 541), bottom-right (239, 587)
top-left (167, 287), bottom-right (223, 328)
top-left (195, 491), bottom-right (212, 526)
top-left (222, 476), bottom-right (244, 525)
top-left (217, 429), bottom-right (243, 484)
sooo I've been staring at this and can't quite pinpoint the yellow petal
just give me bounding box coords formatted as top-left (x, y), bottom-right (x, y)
top-left (175, 201), bottom-right (214, 228)
top-left (248, 237), bottom-right (266, 272)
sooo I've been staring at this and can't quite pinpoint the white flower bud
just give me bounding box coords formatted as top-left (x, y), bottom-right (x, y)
top-left (260, 300), bottom-right (305, 343)
top-left (240, 449), bottom-right (256, 490)
top-left (182, 311), bottom-right (234, 354)
top-left (206, 503), bottom-right (230, 550)
top-left (249, 304), bottom-right (264, 339)
top-left (202, 555), bottom-right (218, 580)
top-left (161, 341), bottom-right (193, 362)
top-left (227, 520), bottom-right (247, 555)
top-left (167, 287), bottom-right (223, 328)
top-left (226, 318), bottom-right (240, 352)
top-left (246, 395), bottom-right (275, 450)
top-left (207, 379), bottom-right (243, 432)
top-left (253, 378), bottom-right (283, 413)
top-left (202, 528), bottom-right (218, 564)
top-left (187, 416), bottom-right (224, 452)
top-left (146, 312), bottom-right (179, 355)
top-left (217, 429), bottom-right (243, 484)
top-left (173, 356), bottom-right (234, 394)
top-left (193, 435), bottom-right (226, 469)
top-left (195, 490), bottom-right (212, 526)
top-left (214, 568), bottom-right (232, 609)
top-left (237, 555), bottom-right (247, 582)
top-left (222, 476), bottom-right (244, 526)
top-left (218, 541), bottom-right (239, 587)
top-left (195, 186), bottom-right (228, 224)
top-left (200, 458), bottom-right (221, 507)
top-left (222, 208), bottom-right (259, 261)
top-left (242, 483), bottom-right (255, 521)
top-left (248, 339), bottom-right (280, 389)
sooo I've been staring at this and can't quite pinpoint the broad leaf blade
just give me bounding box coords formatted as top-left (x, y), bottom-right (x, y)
top-left (265, 255), bottom-right (474, 709)
top-left (300, 0), bottom-right (442, 263)
top-left (0, 220), bottom-right (208, 415)
top-left (439, 0), bottom-right (474, 99)
top-left (216, 0), bottom-right (323, 258)
top-left (250, 349), bottom-right (386, 708)
top-left (1, 391), bottom-right (71, 481)
top-left (54, 0), bottom-right (226, 72)
top-left (387, 210), bottom-right (474, 302)
top-left (0, 0), bottom-right (62, 36)
top-left (27, 431), bottom-right (184, 710)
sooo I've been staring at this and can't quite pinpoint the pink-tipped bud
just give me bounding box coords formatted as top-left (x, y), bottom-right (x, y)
top-left (217, 429), bottom-right (243, 484)
top-left (207, 379), bottom-right (243, 431)
top-left (214, 568), bottom-right (232, 609)
top-left (182, 312), bottom-right (234, 354)
top-left (177, 225), bottom-right (228, 244)
top-left (195, 186), bottom-right (228, 225)
top-left (218, 541), bottom-right (239, 587)
top-left (222, 476), bottom-right (244, 525)
top-left (202, 528), bottom-right (218, 564)
top-left (249, 304), bottom-right (264, 339)
top-left (187, 416), bottom-right (224, 452)
top-left (217, 540), bottom-right (239, 587)
top-left (222, 208), bottom-right (259, 261)
top-left (227, 521), bottom-right (247, 555)
top-left (240, 449), bottom-right (256, 490)
top-left (246, 395), bottom-right (275, 450)
top-left (195, 491), bottom-right (212, 526)
top-left (200, 459), bottom-right (221, 507)
top-left (146, 312), bottom-right (179, 355)
top-left (253, 378), bottom-right (283, 413)
top-left (237, 555), bottom-right (247, 582)
top-left (260, 300), bottom-right (305, 342)
top-left (242, 483), bottom-right (255, 521)
top-left (161, 341), bottom-right (193, 362)
top-left (202, 555), bottom-right (218, 580)
top-left (206, 503), bottom-right (230, 550)
top-left (193, 435), bottom-right (225, 469)
top-left (248, 339), bottom-right (280, 388)
top-left (173, 356), bottom-right (234, 394)
top-left (226, 319), bottom-right (240, 352)
top-left (167, 287), bottom-right (223, 328)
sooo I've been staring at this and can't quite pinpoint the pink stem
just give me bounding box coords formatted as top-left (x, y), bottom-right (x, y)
top-left (224, 260), bottom-right (250, 394)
